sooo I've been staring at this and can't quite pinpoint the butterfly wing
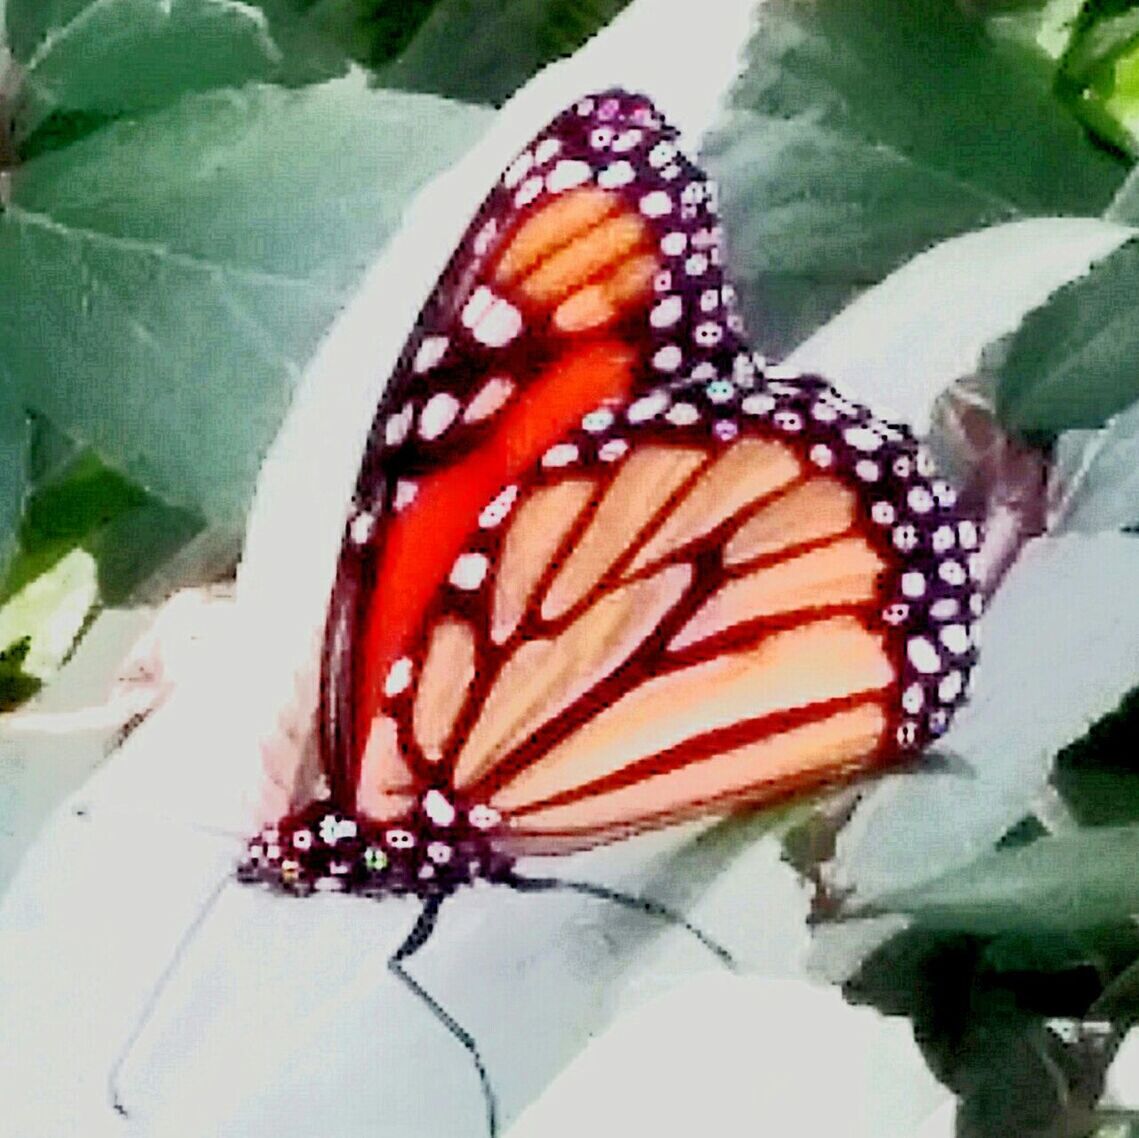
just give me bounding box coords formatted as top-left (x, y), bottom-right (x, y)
top-left (355, 374), bottom-right (981, 854)
top-left (321, 89), bottom-right (754, 800)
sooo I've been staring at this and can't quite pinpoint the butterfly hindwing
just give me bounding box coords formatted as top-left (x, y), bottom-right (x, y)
top-left (354, 376), bottom-right (981, 855)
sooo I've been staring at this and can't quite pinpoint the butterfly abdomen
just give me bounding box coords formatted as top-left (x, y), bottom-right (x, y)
top-left (241, 791), bottom-right (510, 897)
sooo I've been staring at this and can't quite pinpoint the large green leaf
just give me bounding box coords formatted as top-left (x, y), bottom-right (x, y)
top-left (376, 0), bottom-right (634, 105)
top-left (824, 534), bottom-right (1139, 905)
top-left (2, 0), bottom-right (350, 148)
top-left (864, 825), bottom-right (1139, 934)
top-left (4, 445), bottom-right (202, 605)
top-left (992, 237), bottom-right (1139, 431)
top-left (0, 388), bottom-right (30, 581)
top-left (1053, 683), bottom-right (1139, 826)
top-left (0, 75), bottom-right (489, 565)
top-left (846, 924), bottom-right (1119, 1138)
top-left (701, 0), bottom-right (1126, 357)
top-left (1052, 398), bottom-right (1139, 530)
top-left (299, 0), bottom-right (446, 69)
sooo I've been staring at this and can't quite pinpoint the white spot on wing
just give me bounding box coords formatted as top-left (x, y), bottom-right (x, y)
top-left (547, 160), bottom-right (592, 193)
top-left (385, 403), bottom-right (413, 447)
top-left (414, 336), bottom-right (448, 374)
top-left (844, 426), bottom-right (882, 452)
top-left (385, 657), bottom-right (412, 697)
top-left (473, 300), bottom-right (522, 347)
top-left (640, 190), bottom-right (672, 218)
top-left (451, 553), bottom-right (489, 590)
top-left (419, 393), bottom-right (460, 441)
top-left (598, 161), bottom-right (635, 189)
top-left (349, 512), bottom-right (375, 545)
top-left (543, 443), bottom-right (579, 468)
top-left (423, 789), bottom-right (457, 826)
top-left (393, 481), bottom-right (418, 511)
top-left (463, 376), bottom-right (514, 423)
top-left (462, 286), bottom-right (495, 330)
top-left (503, 151), bottom-right (533, 188)
top-left (534, 138), bottom-right (561, 164)
top-left (515, 176), bottom-right (543, 206)
top-left (479, 484), bottom-right (519, 528)
top-left (907, 637), bottom-right (941, 675)
top-left (627, 392), bottom-right (669, 423)
top-left (650, 295), bottom-right (682, 329)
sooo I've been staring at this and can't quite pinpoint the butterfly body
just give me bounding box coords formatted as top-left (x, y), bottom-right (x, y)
top-left (238, 792), bottom-right (509, 899)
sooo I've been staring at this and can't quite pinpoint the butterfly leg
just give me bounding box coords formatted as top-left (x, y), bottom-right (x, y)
top-left (499, 872), bottom-right (736, 969)
top-left (389, 895), bottom-right (498, 1137)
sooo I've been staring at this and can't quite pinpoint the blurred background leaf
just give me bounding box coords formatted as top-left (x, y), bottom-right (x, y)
top-left (375, 0), bottom-right (634, 104)
top-left (0, 76), bottom-right (489, 592)
top-left (702, 0), bottom-right (1126, 359)
top-left (992, 238), bottom-right (1139, 431)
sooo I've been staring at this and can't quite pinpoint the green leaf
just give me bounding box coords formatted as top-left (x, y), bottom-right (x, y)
top-left (3, 445), bottom-right (202, 606)
top-left (0, 547), bottom-right (97, 680)
top-left (1060, 2), bottom-right (1139, 83)
top-left (1051, 400), bottom-right (1139, 531)
top-left (1053, 1), bottom-right (1139, 156)
top-left (0, 391), bottom-right (31, 582)
top-left (1053, 683), bottom-right (1139, 825)
top-left (846, 924), bottom-right (1115, 1138)
top-left (866, 825), bottom-right (1139, 933)
top-left (0, 75), bottom-right (489, 560)
top-left (298, 0), bottom-right (441, 68)
top-left (376, 0), bottom-right (634, 106)
top-left (992, 237), bottom-right (1139, 431)
top-left (0, 636), bottom-right (42, 710)
top-left (3, 0), bottom-right (351, 148)
top-left (826, 535), bottom-right (1139, 905)
top-left (784, 216), bottom-right (1132, 433)
top-left (701, 0), bottom-right (1126, 357)
top-left (1108, 121), bottom-right (1139, 217)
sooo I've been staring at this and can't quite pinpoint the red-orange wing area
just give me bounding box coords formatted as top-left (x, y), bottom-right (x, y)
top-left (352, 378), bottom-right (981, 855)
top-left (323, 89), bottom-right (761, 801)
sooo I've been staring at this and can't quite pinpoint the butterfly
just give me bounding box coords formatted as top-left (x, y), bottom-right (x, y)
top-left (236, 88), bottom-right (982, 1133)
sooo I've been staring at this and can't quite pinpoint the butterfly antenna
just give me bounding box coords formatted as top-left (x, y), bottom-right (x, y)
top-left (108, 872), bottom-right (233, 1117)
top-left (501, 871), bottom-right (736, 970)
top-left (389, 895), bottom-right (498, 1137)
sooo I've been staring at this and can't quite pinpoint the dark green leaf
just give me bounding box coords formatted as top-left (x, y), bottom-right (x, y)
top-left (377, 0), bottom-right (633, 106)
top-left (701, 0), bottom-right (1126, 357)
top-left (0, 392), bottom-right (31, 583)
top-left (866, 825), bottom-right (1139, 933)
top-left (1060, 1), bottom-right (1139, 84)
top-left (0, 77), bottom-right (489, 558)
top-left (0, 636), bottom-right (42, 711)
top-left (846, 925), bottom-right (1113, 1138)
top-left (3, 447), bottom-right (202, 606)
top-left (1053, 683), bottom-right (1139, 825)
top-left (4, 0), bottom-right (351, 147)
top-left (1052, 400), bottom-right (1139, 531)
top-left (993, 237), bottom-right (1139, 431)
top-left (298, 0), bottom-right (440, 67)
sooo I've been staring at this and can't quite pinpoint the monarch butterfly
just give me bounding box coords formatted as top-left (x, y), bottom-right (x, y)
top-left (231, 89), bottom-right (981, 1133)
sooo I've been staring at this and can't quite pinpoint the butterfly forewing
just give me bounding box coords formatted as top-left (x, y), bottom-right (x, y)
top-left (322, 90), bottom-right (751, 800)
